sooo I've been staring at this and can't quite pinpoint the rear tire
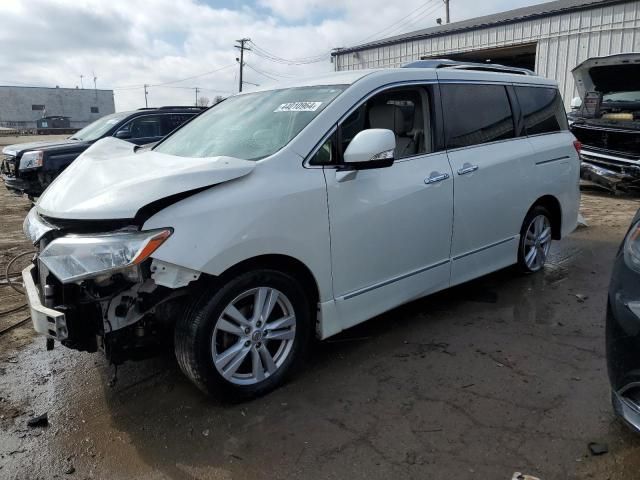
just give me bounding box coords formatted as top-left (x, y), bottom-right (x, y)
top-left (517, 205), bottom-right (553, 273)
top-left (175, 269), bottom-right (311, 401)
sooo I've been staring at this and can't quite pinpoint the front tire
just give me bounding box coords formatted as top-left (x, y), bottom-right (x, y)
top-left (175, 270), bottom-right (311, 401)
top-left (517, 206), bottom-right (553, 273)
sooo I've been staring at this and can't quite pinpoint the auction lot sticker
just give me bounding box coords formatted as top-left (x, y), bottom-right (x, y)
top-left (275, 102), bottom-right (322, 112)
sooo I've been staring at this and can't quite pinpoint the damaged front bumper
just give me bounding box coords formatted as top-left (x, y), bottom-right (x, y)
top-left (21, 209), bottom-right (202, 363)
top-left (22, 253), bottom-right (199, 363)
top-left (580, 149), bottom-right (640, 192)
top-left (22, 263), bottom-right (68, 340)
top-left (1, 157), bottom-right (42, 196)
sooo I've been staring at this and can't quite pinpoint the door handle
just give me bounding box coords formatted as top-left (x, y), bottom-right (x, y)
top-left (457, 164), bottom-right (479, 175)
top-left (425, 172), bottom-right (450, 184)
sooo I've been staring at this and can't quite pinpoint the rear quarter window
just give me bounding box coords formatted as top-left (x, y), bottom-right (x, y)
top-left (441, 84), bottom-right (516, 149)
top-left (515, 86), bottom-right (568, 135)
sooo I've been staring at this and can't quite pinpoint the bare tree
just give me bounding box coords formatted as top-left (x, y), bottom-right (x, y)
top-left (213, 95), bottom-right (226, 105)
top-left (197, 96), bottom-right (210, 107)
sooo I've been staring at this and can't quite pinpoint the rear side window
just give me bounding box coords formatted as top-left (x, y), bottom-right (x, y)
top-left (515, 86), bottom-right (568, 135)
top-left (127, 115), bottom-right (163, 139)
top-left (161, 114), bottom-right (194, 136)
top-left (441, 84), bottom-right (515, 149)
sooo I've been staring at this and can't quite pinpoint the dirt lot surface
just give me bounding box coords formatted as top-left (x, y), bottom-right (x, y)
top-left (2, 187), bottom-right (640, 479)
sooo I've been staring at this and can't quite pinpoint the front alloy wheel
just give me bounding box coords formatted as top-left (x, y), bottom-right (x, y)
top-left (175, 270), bottom-right (310, 400)
top-left (212, 287), bottom-right (296, 385)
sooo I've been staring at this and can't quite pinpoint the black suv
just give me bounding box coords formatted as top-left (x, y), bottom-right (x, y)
top-left (1, 106), bottom-right (204, 198)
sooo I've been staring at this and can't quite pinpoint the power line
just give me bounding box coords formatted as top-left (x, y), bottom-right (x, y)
top-left (374, 1), bottom-right (444, 40)
top-left (249, 42), bottom-right (329, 65)
top-left (245, 63), bottom-right (280, 82)
top-left (112, 64), bottom-right (235, 91)
top-left (348, 0), bottom-right (439, 46)
top-left (248, 0), bottom-right (442, 65)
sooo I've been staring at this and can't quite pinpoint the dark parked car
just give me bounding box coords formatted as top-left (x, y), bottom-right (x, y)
top-left (570, 53), bottom-right (640, 192)
top-left (607, 208), bottom-right (640, 433)
top-left (0, 106), bottom-right (204, 198)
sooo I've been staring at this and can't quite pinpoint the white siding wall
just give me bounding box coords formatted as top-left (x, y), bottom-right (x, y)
top-left (335, 1), bottom-right (640, 108)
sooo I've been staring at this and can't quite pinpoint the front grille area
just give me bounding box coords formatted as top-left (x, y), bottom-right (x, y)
top-left (572, 124), bottom-right (640, 160)
top-left (0, 154), bottom-right (17, 176)
top-left (581, 151), bottom-right (640, 175)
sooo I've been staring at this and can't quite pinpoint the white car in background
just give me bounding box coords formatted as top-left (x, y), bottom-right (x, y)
top-left (22, 63), bottom-right (580, 399)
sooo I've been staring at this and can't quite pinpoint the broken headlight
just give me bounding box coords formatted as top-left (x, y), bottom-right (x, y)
top-left (23, 207), bottom-right (56, 244)
top-left (19, 151), bottom-right (44, 171)
top-left (39, 229), bottom-right (172, 283)
top-left (624, 220), bottom-right (640, 273)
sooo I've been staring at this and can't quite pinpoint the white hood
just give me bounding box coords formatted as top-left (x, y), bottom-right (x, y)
top-left (572, 53), bottom-right (640, 98)
top-left (37, 137), bottom-right (256, 220)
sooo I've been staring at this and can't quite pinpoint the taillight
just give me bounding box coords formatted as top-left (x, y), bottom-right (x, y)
top-left (573, 140), bottom-right (582, 155)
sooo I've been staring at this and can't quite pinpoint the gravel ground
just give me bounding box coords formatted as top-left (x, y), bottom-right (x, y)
top-left (1, 185), bottom-right (640, 480)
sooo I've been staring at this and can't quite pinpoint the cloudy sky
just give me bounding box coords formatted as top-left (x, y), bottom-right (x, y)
top-left (0, 0), bottom-right (551, 110)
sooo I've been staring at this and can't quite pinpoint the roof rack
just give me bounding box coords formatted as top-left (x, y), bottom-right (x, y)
top-left (136, 106), bottom-right (207, 111)
top-left (158, 106), bottom-right (207, 110)
top-left (402, 59), bottom-right (535, 76)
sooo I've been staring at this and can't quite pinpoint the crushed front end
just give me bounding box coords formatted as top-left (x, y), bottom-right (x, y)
top-left (573, 122), bottom-right (640, 192)
top-left (1, 149), bottom-right (47, 197)
top-left (21, 208), bottom-right (199, 365)
top-left (570, 54), bottom-right (640, 193)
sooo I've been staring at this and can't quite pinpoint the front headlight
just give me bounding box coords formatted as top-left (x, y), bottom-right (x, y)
top-left (39, 228), bottom-right (172, 283)
top-left (624, 220), bottom-right (640, 272)
top-left (23, 207), bottom-right (56, 244)
top-left (19, 151), bottom-right (44, 170)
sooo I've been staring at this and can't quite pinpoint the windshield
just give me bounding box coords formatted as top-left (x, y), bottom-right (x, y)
top-left (70, 112), bottom-right (130, 141)
top-left (154, 85), bottom-right (346, 160)
top-left (603, 91), bottom-right (640, 103)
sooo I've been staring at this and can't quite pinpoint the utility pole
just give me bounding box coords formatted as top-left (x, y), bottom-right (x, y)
top-left (444, 0), bottom-right (450, 24)
top-left (144, 84), bottom-right (149, 108)
top-left (195, 87), bottom-right (200, 106)
top-left (234, 38), bottom-right (251, 92)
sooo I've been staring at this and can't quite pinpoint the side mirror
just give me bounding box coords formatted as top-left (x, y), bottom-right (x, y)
top-left (114, 129), bottom-right (131, 140)
top-left (342, 129), bottom-right (395, 170)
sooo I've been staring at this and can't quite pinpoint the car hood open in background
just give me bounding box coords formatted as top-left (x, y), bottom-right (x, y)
top-left (36, 137), bottom-right (256, 220)
top-left (572, 53), bottom-right (640, 97)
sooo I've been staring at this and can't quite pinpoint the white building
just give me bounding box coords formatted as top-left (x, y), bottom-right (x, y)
top-left (332, 0), bottom-right (640, 108)
top-left (0, 86), bottom-right (115, 130)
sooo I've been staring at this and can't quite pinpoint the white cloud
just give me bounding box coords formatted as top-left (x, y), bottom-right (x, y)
top-left (0, 0), bottom-right (549, 111)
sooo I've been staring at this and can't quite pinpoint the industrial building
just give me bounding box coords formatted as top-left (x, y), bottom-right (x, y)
top-left (332, 0), bottom-right (640, 108)
top-left (0, 86), bottom-right (115, 131)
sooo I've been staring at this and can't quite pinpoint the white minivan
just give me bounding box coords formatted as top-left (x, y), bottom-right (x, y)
top-left (22, 63), bottom-right (580, 399)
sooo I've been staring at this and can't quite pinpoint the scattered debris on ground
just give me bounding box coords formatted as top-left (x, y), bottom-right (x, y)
top-left (26, 412), bottom-right (48, 428)
top-left (588, 442), bottom-right (609, 456)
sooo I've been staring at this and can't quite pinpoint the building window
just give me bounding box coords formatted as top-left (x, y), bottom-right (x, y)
top-left (90, 106), bottom-right (99, 113)
top-left (32, 104), bottom-right (45, 111)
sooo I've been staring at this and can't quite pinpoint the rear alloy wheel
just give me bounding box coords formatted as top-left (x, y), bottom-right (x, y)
top-left (518, 206), bottom-right (553, 273)
top-left (175, 270), bottom-right (311, 400)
